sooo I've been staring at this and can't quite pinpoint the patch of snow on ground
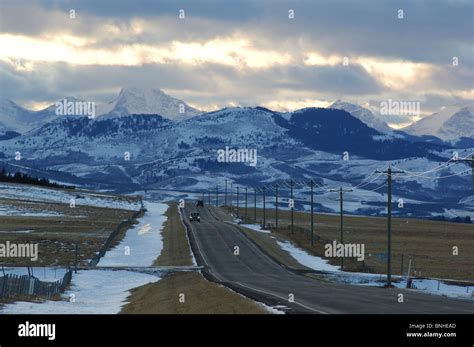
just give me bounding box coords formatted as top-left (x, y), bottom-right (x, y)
top-left (403, 278), bottom-right (473, 300)
top-left (278, 240), bottom-right (473, 300)
top-left (257, 303), bottom-right (286, 314)
top-left (0, 270), bottom-right (160, 314)
top-left (98, 202), bottom-right (168, 267)
top-left (239, 223), bottom-right (271, 233)
top-left (277, 240), bottom-right (341, 272)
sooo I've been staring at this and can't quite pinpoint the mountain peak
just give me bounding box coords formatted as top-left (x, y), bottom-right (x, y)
top-left (404, 105), bottom-right (474, 140)
top-left (97, 87), bottom-right (201, 121)
top-left (118, 87), bottom-right (166, 98)
top-left (329, 100), bottom-right (392, 133)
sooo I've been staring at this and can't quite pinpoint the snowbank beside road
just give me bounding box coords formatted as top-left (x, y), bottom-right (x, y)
top-left (239, 223), bottom-right (271, 234)
top-left (98, 202), bottom-right (168, 267)
top-left (277, 240), bottom-right (340, 272)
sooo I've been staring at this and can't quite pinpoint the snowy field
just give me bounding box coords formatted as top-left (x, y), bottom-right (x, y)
top-left (0, 205), bottom-right (64, 217)
top-left (0, 182), bottom-right (141, 211)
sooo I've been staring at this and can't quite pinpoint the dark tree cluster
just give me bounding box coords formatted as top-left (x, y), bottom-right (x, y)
top-left (0, 168), bottom-right (75, 190)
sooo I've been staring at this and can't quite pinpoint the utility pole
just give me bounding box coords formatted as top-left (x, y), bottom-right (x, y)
top-left (274, 183), bottom-right (279, 231)
top-left (309, 180), bottom-right (315, 247)
top-left (454, 155), bottom-right (474, 194)
top-left (376, 166), bottom-right (404, 287)
top-left (290, 179), bottom-right (294, 234)
top-left (208, 190), bottom-right (211, 205)
top-left (225, 179), bottom-right (228, 206)
top-left (230, 183), bottom-right (233, 213)
top-left (215, 185), bottom-right (219, 207)
top-left (237, 186), bottom-right (240, 218)
top-left (202, 191), bottom-right (205, 202)
top-left (329, 186), bottom-right (353, 270)
top-left (244, 187), bottom-right (248, 223)
top-left (254, 187), bottom-right (257, 223)
top-left (262, 187), bottom-right (267, 228)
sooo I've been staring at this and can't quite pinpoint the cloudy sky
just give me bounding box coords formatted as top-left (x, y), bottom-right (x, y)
top-left (0, 0), bottom-right (473, 127)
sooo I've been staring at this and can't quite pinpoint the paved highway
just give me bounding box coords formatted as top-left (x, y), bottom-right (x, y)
top-left (183, 203), bottom-right (474, 314)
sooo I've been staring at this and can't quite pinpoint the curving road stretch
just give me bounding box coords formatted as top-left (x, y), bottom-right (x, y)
top-left (182, 203), bottom-right (474, 314)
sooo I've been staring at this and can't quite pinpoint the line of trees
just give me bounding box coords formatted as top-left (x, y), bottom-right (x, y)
top-left (0, 168), bottom-right (75, 189)
top-left (429, 215), bottom-right (472, 224)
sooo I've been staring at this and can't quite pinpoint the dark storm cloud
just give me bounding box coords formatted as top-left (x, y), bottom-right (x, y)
top-left (0, 59), bottom-right (383, 106)
top-left (0, 0), bottom-right (472, 122)
top-left (44, 0), bottom-right (263, 21)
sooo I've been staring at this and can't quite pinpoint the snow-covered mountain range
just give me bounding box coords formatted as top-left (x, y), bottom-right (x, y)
top-left (3, 89), bottom-right (472, 142)
top-left (403, 105), bottom-right (474, 141)
top-left (0, 98), bottom-right (56, 133)
top-left (0, 88), bottom-right (201, 134)
top-left (0, 92), bottom-right (472, 219)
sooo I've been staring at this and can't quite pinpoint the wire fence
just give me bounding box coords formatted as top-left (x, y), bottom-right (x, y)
top-left (0, 269), bottom-right (72, 299)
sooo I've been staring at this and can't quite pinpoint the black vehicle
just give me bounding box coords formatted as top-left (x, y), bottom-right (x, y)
top-left (196, 200), bottom-right (204, 207)
top-left (190, 212), bottom-right (201, 222)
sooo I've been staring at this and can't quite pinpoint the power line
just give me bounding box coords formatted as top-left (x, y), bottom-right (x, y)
top-left (365, 181), bottom-right (389, 192)
top-left (454, 155), bottom-right (474, 194)
top-left (400, 169), bottom-right (471, 180)
top-left (352, 171), bottom-right (385, 190)
top-left (392, 152), bottom-right (473, 176)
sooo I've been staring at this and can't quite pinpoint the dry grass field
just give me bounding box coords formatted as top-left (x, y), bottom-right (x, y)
top-left (0, 189), bottom-right (141, 267)
top-left (228, 206), bottom-right (474, 281)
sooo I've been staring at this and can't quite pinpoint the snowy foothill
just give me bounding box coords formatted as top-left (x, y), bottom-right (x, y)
top-left (277, 239), bottom-right (473, 300)
top-left (0, 270), bottom-right (160, 314)
top-left (98, 202), bottom-right (168, 267)
top-left (0, 182), bottom-right (141, 211)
